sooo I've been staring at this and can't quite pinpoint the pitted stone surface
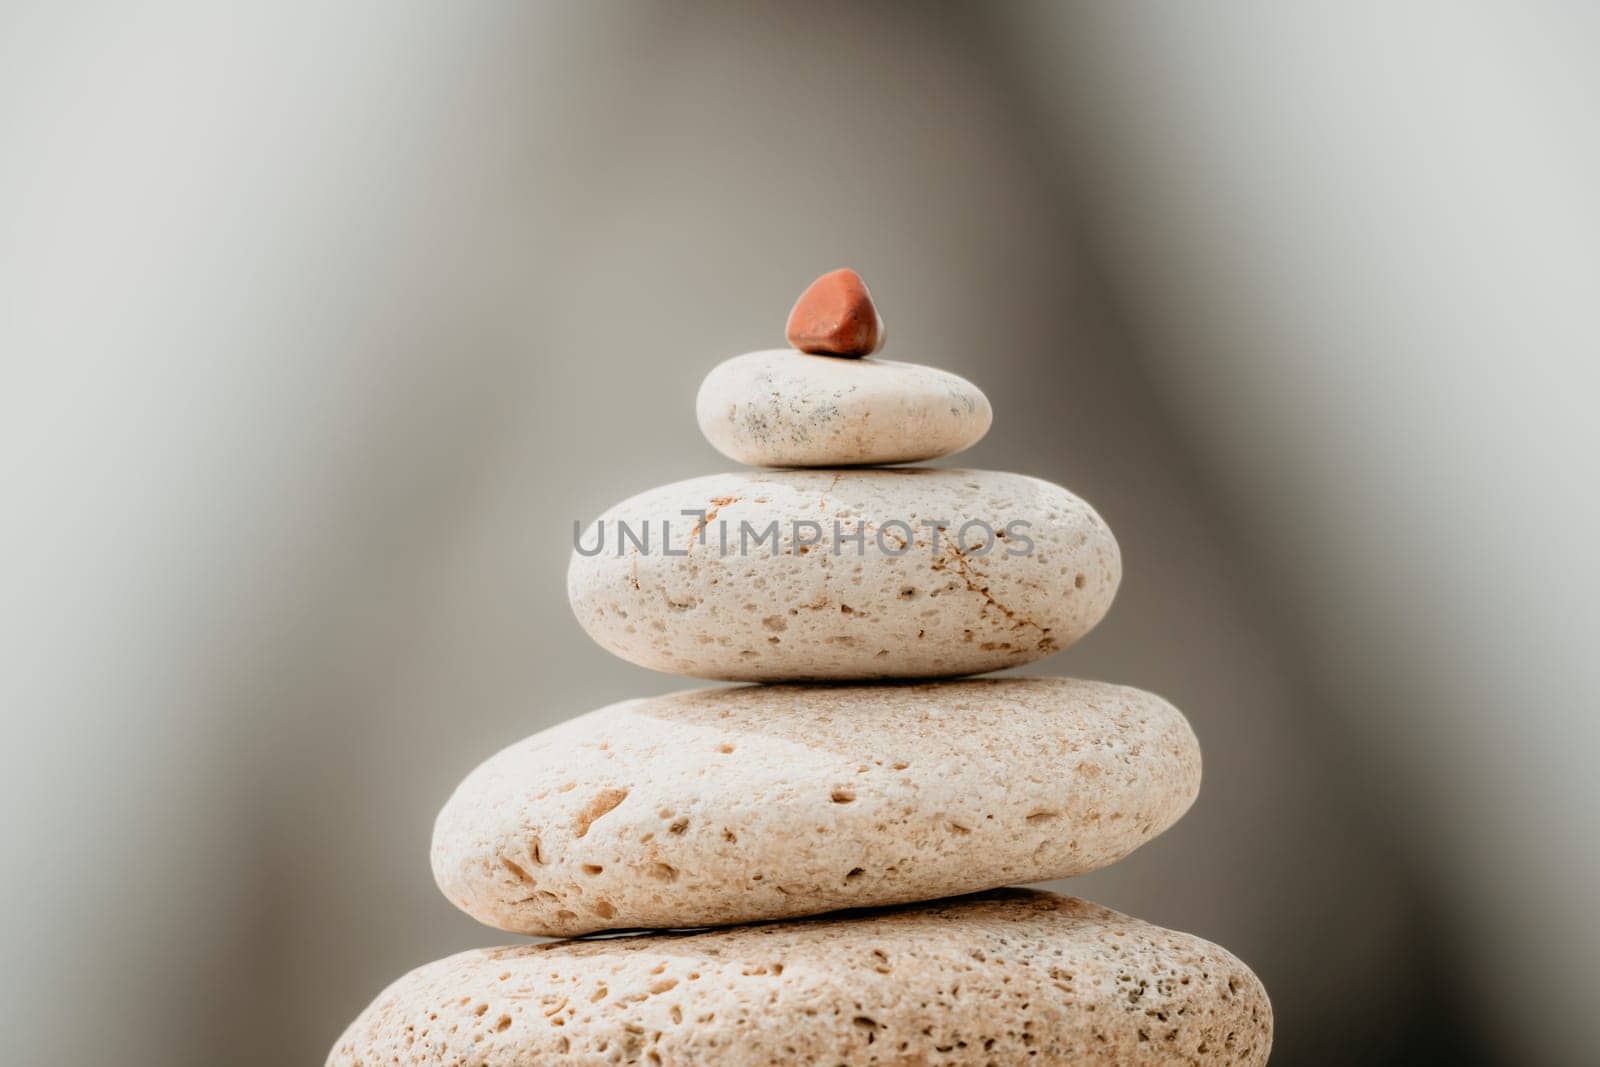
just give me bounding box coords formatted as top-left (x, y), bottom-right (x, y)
top-left (328, 889), bottom-right (1271, 1066)
top-left (432, 678), bottom-right (1199, 937)
top-left (567, 467), bottom-right (1120, 681)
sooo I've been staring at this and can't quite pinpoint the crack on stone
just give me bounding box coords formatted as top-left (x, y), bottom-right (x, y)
top-left (688, 495), bottom-right (739, 553)
top-left (932, 542), bottom-right (1056, 648)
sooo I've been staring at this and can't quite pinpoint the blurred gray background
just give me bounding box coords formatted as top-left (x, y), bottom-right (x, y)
top-left (3, 2), bottom-right (1597, 1064)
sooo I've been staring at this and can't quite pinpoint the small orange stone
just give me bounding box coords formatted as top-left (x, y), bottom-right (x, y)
top-left (785, 268), bottom-right (885, 358)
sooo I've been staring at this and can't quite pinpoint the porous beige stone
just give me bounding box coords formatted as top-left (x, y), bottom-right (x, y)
top-left (328, 889), bottom-right (1271, 1066)
top-left (696, 349), bottom-right (991, 467)
top-left (432, 678), bottom-right (1199, 937)
top-left (567, 467), bottom-right (1120, 681)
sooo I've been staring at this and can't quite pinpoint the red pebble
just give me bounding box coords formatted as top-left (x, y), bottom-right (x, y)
top-left (785, 268), bottom-right (886, 358)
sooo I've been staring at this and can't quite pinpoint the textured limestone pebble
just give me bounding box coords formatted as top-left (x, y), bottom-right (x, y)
top-left (328, 889), bottom-right (1272, 1066)
top-left (432, 678), bottom-right (1198, 937)
top-left (785, 267), bottom-right (885, 356)
top-left (567, 467), bottom-right (1120, 682)
top-left (696, 349), bottom-right (992, 467)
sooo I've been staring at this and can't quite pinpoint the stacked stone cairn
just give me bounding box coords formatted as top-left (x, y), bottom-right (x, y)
top-left (329, 269), bottom-right (1273, 1065)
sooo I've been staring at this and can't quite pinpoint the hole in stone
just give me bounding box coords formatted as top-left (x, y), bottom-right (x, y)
top-left (572, 788), bottom-right (630, 838)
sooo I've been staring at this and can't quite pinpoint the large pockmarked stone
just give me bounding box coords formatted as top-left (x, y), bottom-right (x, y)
top-left (567, 468), bottom-right (1120, 681)
top-left (696, 349), bottom-right (991, 467)
top-left (328, 889), bottom-right (1271, 1067)
top-left (431, 678), bottom-right (1198, 937)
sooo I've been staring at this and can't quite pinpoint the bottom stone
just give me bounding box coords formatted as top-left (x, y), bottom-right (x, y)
top-left (328, 889), bottom-right (1271, 1066)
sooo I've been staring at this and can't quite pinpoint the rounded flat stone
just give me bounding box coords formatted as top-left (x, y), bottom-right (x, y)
top-left (567, 468), bottom-right (1120, 682)
top-left (432, 678), bottom-right (1199, 937)
top-left (329, 889), bottom-right (1272, 1066)
top-left (697, 349), bottom-right (991, 467)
